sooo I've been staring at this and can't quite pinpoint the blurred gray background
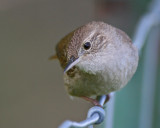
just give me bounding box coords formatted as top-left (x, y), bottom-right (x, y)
top-left (0, 0), bottom-right (159, 128)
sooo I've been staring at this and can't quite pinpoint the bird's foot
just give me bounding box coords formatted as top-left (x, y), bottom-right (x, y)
top-left (105, 94), bottom-right (110, 104)
top-left (81, 96), bottom-right (102, 107)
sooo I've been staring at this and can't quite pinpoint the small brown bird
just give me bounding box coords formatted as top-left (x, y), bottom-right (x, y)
top-left (52, 21), bottom-right (138, 106)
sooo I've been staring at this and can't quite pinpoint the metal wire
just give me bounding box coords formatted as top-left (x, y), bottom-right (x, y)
top-left (59, 95), bottom-right (106, 128)
top-left (59, 0), bottom-right (160, 127)
top-left (59, 113), bottom-right (99, 128)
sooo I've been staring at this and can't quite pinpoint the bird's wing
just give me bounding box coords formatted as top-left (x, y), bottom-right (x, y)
top-left (56, 31), bottom-right (75, 69)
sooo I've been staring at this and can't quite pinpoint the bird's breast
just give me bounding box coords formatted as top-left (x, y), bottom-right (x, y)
top-left (64, 66), bottom-right (121, 97)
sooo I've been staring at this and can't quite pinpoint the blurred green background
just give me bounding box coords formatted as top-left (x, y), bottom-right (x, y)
top-left (0, 0), bottom-right (159, 128)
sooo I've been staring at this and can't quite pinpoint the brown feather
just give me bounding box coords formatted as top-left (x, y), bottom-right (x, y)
top-left (49, 55), bottom-right (58, 60)
top-left (56, 31), bottom-right (75, 68)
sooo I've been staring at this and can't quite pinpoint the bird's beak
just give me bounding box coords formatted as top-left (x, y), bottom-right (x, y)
top-left (64, 56), bottom-right (81, 73)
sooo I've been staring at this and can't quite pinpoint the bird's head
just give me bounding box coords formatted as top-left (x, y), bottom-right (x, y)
top-left (64, 21), bottom-right (116, 73)
top-left (63, 21), bottom-right (131, 74)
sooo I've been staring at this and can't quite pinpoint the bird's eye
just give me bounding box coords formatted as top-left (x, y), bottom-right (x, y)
top-left (83, 42), bottom-right (91, 50)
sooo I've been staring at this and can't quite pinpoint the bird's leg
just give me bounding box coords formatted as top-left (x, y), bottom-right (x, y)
top-left (81, 96), bottom-right (102, 107)
top-left (105, 94), bottom-right (110, 103)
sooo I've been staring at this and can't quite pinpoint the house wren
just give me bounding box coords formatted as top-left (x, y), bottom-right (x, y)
top-left (53, 21), bottom-right (138, 106)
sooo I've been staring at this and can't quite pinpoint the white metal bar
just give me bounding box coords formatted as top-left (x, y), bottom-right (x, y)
top-left (138, 26), bottom-right (160, 128)
top-left (104, 93), bottom-right (115, 128)
top-left (133, 0), bottom-right (160, 52)
top-left (132, 0), bottom-right (160, 128)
